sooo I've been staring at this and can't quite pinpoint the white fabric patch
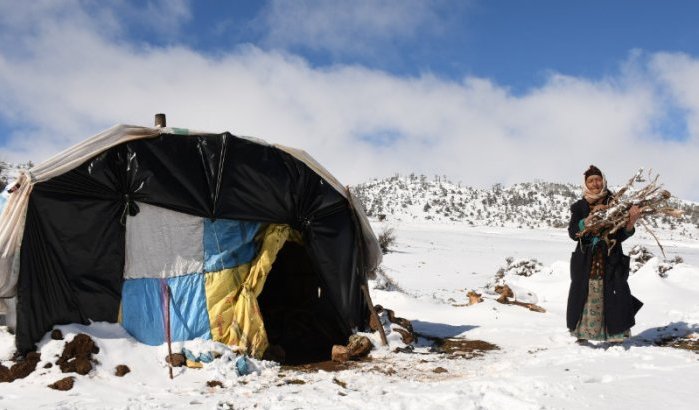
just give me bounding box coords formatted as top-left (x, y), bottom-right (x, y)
top-left (124, 202), bottom-right (204, 279)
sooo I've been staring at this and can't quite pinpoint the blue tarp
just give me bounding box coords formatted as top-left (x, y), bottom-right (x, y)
top-left (167, 272), bottom-right (211, 342)
top-left (121, 273), bottom-right (212, 345)
top-left (121, 278), bottom-right (164, 345)
top-left (120, 217), bottom-right (262, 345)
top-left (203, 219), bottom-right (260, 272)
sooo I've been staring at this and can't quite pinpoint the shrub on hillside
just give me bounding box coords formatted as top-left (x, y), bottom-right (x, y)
top-left (373, 266), bottom-right (403, 292)
top-left (378, 227), bottom-right (396, 254)
top-left (502, 257), bottom-right (545, 277)
top-left (0, 162), bottom-right (6, 192)
top-left (658, 256), bottom-right (684, 278)
top-left (629, 245), bottom-right (654, 273)
top-left (488, 257), bottom-right (551, 289)
top-left (629, 245), bottom-right (684, 277)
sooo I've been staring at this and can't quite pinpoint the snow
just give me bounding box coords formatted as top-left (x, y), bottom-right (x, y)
top-left (355, 175), bottom-right (699, 245)
top-left (1, 221), bottom-right (698, 409)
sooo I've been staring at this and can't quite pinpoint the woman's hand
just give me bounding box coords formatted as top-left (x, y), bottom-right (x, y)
top-left (626, 205), bottom-right (642, 231)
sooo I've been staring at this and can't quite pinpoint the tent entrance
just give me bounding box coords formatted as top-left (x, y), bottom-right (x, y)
top-left (257, 241), bottom-right (346, 364)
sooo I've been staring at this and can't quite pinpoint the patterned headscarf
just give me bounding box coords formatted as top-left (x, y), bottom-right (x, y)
top-left (582, 165), bottom-right (608, 204)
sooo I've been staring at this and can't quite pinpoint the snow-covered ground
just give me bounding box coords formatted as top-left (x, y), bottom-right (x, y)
top-left (1, 221), bottom-right (698, 409)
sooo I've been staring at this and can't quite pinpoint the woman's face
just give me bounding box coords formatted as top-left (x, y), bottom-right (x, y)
top-left (585, 175), bottom-right (604, 194)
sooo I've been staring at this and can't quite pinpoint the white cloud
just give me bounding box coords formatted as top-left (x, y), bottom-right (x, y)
top-left (0, 0), bottom-right (191, 50)
top-left (650, 52), bottom-right (699, 142)
top-left (258, 0), bottom-right (461, 57)
top-left (0, 3), bottom-right (698, 201)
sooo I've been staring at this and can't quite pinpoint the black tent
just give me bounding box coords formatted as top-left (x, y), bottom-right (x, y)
top-left (0, 124), bottom-right (380, 363)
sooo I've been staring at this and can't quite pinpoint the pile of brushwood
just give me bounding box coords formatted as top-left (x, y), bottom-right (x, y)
top-left (577, 168), bottom-right (684, 257)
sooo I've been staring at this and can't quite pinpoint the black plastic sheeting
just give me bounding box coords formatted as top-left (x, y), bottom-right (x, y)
top-left (16, 133), bottom-right (370, 354)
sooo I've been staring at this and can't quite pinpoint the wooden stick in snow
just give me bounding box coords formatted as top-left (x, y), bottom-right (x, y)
top-left (361, 284), bottom-right (388, 346)
top-left (163, 282), bottom-right (173, 380)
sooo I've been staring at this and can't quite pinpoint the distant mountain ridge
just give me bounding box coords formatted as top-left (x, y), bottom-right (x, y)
top-left (351, 174), bottom-right (699, 240)
top-left (2, 164), bottom-right (697, 240)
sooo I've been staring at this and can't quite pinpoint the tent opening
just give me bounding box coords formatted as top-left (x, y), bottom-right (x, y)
top-left (258, 241), bottom-right (347, 364)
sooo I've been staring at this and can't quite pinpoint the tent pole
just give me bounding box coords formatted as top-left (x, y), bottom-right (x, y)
top-left (164, 282), bottom-right (174, 380)
top-left (344, 185), bottom-right (388, 346)
top-left (361, 284), bottom-right (388, 346)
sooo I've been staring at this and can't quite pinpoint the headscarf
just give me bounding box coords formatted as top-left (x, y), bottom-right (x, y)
top-left (582, 165), bottom-right (608, 204)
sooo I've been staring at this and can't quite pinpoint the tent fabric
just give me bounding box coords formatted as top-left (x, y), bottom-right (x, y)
top-left (204, 264), bottom-right (251, 342)
top-left (0, 125), bottom-right (161, 296)
top-left (167, 273), bottom-right (212, 342)
top-left (124, 202), bottom-right (260, 280)
top-left (122, 204), bottom-right (263, 348)
top-left (121, 273), bottom-right (211, 345)
top-left (16, 182), bottom-right (126, 351)
top-left (0, 173), bottom-right (29, 297)
top-left (0, 125), bottom-right (381, 298)
top-left (203, 219), bottom-right (260, 273)
top-left (124, 202), bottom-right (204, 279)
top-left (122, 222), bottom-right (298, 356)
top-left (121, 277), bottom-right (165, 345)
top-left (273, 144), bottom-right (380, 274)
top-left (1, 124), bottom-right (381, 355)
top-left (232, 224), bottom-right (292, 357)
top-left (204, 224), bottom-right (293, 357)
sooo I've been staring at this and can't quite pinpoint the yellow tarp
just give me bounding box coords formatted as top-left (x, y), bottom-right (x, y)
top-left (204, 263), bottom-right (251, 342)
top-left (204, 224), bottom-right (295, 358)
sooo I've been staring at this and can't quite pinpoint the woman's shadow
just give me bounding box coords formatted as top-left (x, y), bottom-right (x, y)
top-left (410, 320), bottom-right (478, 348)
top-left (630, 321), bottom-right (698, 347)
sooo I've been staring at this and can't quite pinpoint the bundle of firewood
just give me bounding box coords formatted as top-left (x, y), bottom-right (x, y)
top-left (576, 169), bottom-right (684, 256)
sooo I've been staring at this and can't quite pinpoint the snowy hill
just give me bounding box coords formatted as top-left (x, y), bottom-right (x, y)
top-left (351, 174), bottom-right (699, 240)
top-left (2, 221), bottom-right (698, 409)
top-left (1, 170), bottom-right (698, 409)
top-left (0, 161), bottom-right (31, 192)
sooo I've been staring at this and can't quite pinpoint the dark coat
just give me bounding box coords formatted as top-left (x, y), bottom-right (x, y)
top-left (566, 195), bottom-right (643, 334)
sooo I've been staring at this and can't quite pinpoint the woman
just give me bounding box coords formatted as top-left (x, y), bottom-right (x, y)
top-left (567, 165), bottom-right (643, 343)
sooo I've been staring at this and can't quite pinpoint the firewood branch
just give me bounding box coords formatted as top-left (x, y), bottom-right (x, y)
top-left (576, 168), bottom-right (683, 254)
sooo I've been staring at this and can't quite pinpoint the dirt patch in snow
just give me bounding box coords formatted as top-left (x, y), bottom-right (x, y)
top-left (1, 332), bottom-right (102, 384)
top-left (656, 333), bottom-right (699, 353)
top-left (0, 351), bottom-right (41, 383)
top-left (115, 364), bottom-right (130, 377)
top-left (48, 376), bottom-right (75, 391)
top-left (432, 338), bottom-right (499, 358)
top-left (207, 380), bottom-right (224, 388)
top-left (166, 353), bottom-right (186, 367)
top-left (57, 333), bottom-right (99, 375)
top-left (416, 333), bottom-right (499, 359)
top-left (282, 358), bottom-right (365, 373)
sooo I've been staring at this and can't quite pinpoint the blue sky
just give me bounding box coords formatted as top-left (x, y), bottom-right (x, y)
top-left (109, 0), bottom-right (699, 93)
top-left (1, 0), bottom-right (699, 199)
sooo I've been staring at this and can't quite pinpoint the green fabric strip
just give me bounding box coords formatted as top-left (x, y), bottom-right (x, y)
top-left (579, 218), bottom-right (600, 247)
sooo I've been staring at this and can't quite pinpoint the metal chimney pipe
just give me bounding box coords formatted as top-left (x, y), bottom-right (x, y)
top-left (154, 113), bottom-right (166, 128)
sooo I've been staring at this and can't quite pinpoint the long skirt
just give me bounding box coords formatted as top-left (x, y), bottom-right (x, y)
top-left (572, 277), bottom-right (629, 342)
